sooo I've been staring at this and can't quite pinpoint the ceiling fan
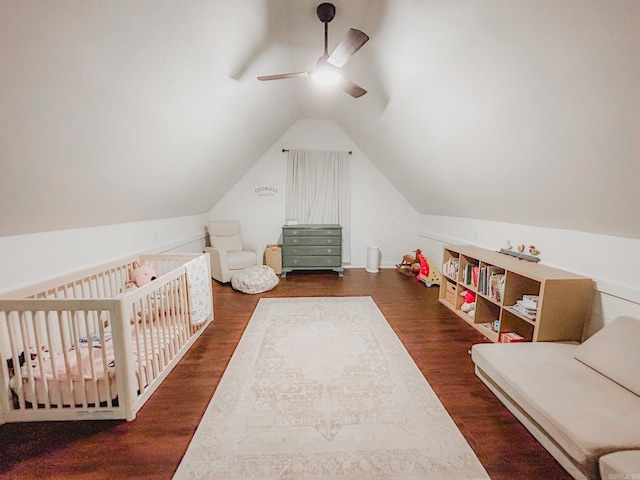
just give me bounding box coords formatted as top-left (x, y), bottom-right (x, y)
top-left (257, 2), bottom-right (369, 98)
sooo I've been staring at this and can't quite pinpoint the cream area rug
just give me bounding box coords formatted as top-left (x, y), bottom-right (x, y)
top-left (174, 297), bottom-right (489, 479)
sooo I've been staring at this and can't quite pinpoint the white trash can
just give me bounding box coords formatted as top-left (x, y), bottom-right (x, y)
top-left (366, 245), bottom-right (380, 273)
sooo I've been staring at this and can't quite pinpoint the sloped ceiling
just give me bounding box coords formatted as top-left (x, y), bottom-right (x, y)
top-left (1, 0), bottom-right (639, 239)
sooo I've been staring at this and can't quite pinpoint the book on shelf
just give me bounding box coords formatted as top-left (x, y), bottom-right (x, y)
top-left (500, 332), bottom-right (524, 343)
top-left (490, 272), bottom-right (505, 302)
top-left (516, 300), bottom-right (537, 315)
top-left (461, 264), bottom-right (480, 287)
top-left (477, 265), bottom-right (505, 302)
top-left (506, 294), bottom-right (539, 320)
top-left (443, 258), bottom-right (459, 278)
top-left (520, 295), bottom-right (539, 310)
top-left (507, 303), bottom-right (536, 320)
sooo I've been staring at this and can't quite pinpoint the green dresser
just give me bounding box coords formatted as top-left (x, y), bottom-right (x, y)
top-left (281, 224), bottom-right (344, 277)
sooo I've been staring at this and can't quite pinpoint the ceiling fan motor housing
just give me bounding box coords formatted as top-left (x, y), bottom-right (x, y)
top-left (317, 3), bottom-right (336, 23)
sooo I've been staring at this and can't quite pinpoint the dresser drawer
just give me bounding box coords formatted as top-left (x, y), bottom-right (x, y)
top-left (283, 236), bottom-right (341, 247)
top-left (283, 256), bottom-right (342, 268)
top-left (283, 246), bottom-right (340, 256)
top-left (284, 228), bottom-right (341, 237)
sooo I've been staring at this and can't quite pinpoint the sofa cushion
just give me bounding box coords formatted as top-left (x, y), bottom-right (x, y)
top-left (472, 342), bottom-right (640, 479)
top-left (210, 233), bottom-right (243, 252)
top-left (227, 250), bottom-right (257, 270)
top-left (208, 221), bottom-right (244, 251)
top-left (599, 450), bottom-right (640, 479)
top-left (574, 316), bottom-right (640, 397)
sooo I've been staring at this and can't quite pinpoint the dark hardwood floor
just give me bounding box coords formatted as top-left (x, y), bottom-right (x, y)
top-left (0, 269), bottom-right (571, 479)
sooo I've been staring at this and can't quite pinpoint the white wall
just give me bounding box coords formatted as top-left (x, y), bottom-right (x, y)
top-left (416, 214), bottom-right (640, 335)
top-left (0, 213), bottom-right (208, 293)
top-left (207, 119), bottom-right (418, 268)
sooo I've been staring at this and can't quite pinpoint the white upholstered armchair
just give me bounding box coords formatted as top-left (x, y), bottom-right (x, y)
top-left (204, 221), bottom-right (259, 283)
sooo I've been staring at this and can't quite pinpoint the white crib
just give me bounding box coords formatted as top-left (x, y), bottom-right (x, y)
top-left (0, 253), bottom-right (213, 424)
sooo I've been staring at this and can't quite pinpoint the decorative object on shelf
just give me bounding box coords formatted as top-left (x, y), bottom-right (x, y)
top-left (396, 249), bottom-right (421, 277)
top-left (503, 240), bottom-right (513, 251)
top-left (528, 245), bottom-right (540, 256)
top-left (498, 247), bottom-right (541, 263)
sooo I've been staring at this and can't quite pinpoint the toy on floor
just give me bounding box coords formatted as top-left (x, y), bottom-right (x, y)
top-left (460, 290), bottom-right (476, 319)
top-left (415, 251), bottom-right (442, 287)
top-left (396, 249), bottom-right (421, 277)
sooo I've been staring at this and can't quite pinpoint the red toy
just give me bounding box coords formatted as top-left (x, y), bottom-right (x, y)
top-left (461, 290), bottom-right (476, 304)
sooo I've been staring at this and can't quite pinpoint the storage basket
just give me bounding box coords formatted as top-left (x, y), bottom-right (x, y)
top-left (264, 244), bottom-right (282, 274)
top-left (445, 282), bottom-right (457, 304)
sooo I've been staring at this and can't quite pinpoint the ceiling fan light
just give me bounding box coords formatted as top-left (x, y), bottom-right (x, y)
top-left (311, 68), bottom-right (342, 86)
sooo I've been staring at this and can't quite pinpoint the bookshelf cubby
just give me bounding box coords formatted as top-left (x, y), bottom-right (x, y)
top-left (439, 245), bottom-right (594, 343)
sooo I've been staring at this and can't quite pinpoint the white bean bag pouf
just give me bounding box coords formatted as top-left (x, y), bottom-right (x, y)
top-left (231, 265), bottom-right (279, 294)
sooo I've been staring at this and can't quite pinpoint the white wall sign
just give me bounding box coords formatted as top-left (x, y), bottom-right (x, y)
top-left (252, 185), bottom-right (279, 203)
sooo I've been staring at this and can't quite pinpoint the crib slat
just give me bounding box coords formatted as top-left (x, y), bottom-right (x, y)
top-left (45, 310), bottom-right (64, 408)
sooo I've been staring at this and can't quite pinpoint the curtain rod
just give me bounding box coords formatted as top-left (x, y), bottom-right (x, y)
top-left (282, 148), bottom-right (352, 155)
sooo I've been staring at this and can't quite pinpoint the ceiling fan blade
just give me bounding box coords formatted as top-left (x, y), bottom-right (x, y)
top-left (327, 28), bottom-right (369, 67)
top-left (341, 79), bottom-right (367, 98)
top-left (257, 72), bottom-right (309, 81)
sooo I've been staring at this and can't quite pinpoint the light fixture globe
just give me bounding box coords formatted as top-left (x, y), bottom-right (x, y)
top-left (311, 68), bottom-right (341, 86)
top-left (311, 56), bottom-right (342, 86)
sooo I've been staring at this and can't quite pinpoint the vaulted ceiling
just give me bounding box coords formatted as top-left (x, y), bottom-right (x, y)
top-left (1, 1), bottom-right (639, 239)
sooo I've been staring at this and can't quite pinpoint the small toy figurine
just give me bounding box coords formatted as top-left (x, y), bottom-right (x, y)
top-left (503, 240), bottom-right (513, 251)
top-left (518, 244), bottom-right (526, 253)
top-left (529, 245), bottom-right (540, 256)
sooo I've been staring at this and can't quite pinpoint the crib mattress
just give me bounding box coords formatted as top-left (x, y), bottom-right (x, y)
top-left (10, 324), bottom-right (188, 408)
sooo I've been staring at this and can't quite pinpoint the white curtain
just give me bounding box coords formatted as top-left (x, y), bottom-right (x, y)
top-left (285, 149), bottom-right (351, 263)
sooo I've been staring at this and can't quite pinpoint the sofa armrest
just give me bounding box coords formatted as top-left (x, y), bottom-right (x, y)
top-left (204, 247), bottom-right (231, 283)
top-left (600, 450), bottom-right (640, 480)
top-left (243, 243), bottom-right (260, 265)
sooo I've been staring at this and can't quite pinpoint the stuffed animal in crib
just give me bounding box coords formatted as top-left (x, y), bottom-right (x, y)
top-left (122, 262), bottom-right (158, 294)
top-left (126, 262), bottom-right (176, 323)
top-left (130, 262), bottom-right (157, 287)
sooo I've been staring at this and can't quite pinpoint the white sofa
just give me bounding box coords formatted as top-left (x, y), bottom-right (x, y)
top-left (471, 316), bottom-right (640, 480)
